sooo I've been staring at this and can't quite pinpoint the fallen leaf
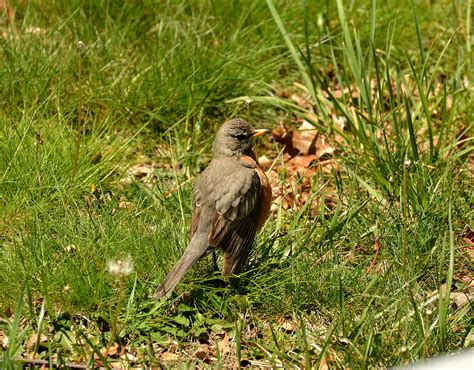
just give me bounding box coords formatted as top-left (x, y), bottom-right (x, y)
top-left (195, 348), bottom-right (212, 364)
top-left (281, 322), bottom-right (294, 332)
top-left (319, 356), bottom-right (329, 370)
top-left (257, 155), bottom-right (272, 169)
top-left (292, 121), bottom-right (318, 155)
top-left (450, 292), bottom-right (471, 308)
top-left (290, 93), bottom-right (313, 110)
top-left (121, 162), bottom-right (157, 185)
top-left (218, 332), bottom-right (232, 355)
top-left (161, 352), bottom-right (179, 362)
top-left (26, 333), bottom-right (48, 349)
top-left (285, 154), bottom-right (317, 174)
top-left (100, 342), bottom-right (120, 357)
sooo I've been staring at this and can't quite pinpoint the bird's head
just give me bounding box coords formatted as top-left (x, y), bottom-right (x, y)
top-left (212, 118), bottom-right (269, 158)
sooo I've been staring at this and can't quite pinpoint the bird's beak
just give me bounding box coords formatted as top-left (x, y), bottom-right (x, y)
top-left (252, 128), bottom-right (270, 138)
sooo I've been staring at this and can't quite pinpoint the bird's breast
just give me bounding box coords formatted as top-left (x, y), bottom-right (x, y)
top-left (239, 156), bottom-right (272, 230)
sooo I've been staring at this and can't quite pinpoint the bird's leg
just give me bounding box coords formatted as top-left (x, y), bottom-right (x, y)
top-left (212, 251), bottom-right (218, 271)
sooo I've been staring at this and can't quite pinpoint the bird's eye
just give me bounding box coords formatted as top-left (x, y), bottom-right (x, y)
top-left (234, 133), bottom-right (249, 140)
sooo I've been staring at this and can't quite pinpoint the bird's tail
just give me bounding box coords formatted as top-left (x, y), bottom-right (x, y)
top-left (154, 237), bottom-right (208, 299)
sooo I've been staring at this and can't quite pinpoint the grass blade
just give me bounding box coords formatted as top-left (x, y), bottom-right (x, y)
top-left (4, 281), bottom-right (27, 364)
top-left (438, 195), bottom-right (455, 350)
top-left (404, 94), bottom-right (420, 161)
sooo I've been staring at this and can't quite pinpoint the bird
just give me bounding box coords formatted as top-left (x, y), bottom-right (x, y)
top-left (154, 118), bottom-right (272, 299)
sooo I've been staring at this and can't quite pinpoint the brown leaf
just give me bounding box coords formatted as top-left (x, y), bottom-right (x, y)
top-left (285, 154), bottom-right (317, 174)
top-left (219, 332), bottom-right (232, 355)
top-left (100, 342), bottom-right (120, 357)
top-left (26, 332), bottom-right (48, 350)
top-left (319, 356), bottom-right (329, 370)
top-left (290, 93), bottom-right (313, 110)
top-left (272, 121), bottom-right (335, 159)
top-left (272, 125), bottom-right (294, 153)
top-left (450, 292), bottom-right (471, 308)
top-left (461, 226), bottom-right (474, 245)
top-left (128, 163), bottom-right (155, 179)
top-left (0, 0), bottom-right (15, 24)
top-left (281, 321), bottom-right (294, 332)
top-left (195, 348), bottom-right (212, 364)
top-left (257, 154), bottom-right (272, 169)
top-left (292, 121), bottom-right (318, 155)
top-left (121, 162), bottom-right (157, 185)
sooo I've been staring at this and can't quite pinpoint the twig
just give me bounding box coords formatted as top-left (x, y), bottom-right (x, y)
top-left (366, 237), bottom-right (381, 274)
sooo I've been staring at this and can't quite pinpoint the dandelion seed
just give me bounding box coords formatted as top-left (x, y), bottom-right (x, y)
top-left (77, 40), bottom-right (85, 53)
top-left (65, 244), bottom-right (77, 253)
top-left (26, 26), bottom-right (44, 35)
top-left (108, 255), bottom-right (134, 276)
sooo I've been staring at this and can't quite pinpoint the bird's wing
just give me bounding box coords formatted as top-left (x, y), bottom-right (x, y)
top-left (210, 159), bottom-right (262, 275)
top-left (189, 204), bottom-right (201, 239)
top-left (192, 158), bottom-right (260, 248)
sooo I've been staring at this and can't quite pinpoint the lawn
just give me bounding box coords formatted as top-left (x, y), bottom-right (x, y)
top-left (0, 0), bottom-right (472, 368)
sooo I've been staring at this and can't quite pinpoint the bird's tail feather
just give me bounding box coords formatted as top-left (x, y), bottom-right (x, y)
top-left (154, 238), bottom-right (208, 299)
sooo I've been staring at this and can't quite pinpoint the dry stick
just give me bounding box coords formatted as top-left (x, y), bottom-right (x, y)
top-left (366, 237), bottom-right (381, 274)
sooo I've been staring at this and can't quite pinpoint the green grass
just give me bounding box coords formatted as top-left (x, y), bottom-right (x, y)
top-left (1, 0), bottom-right (472, 367)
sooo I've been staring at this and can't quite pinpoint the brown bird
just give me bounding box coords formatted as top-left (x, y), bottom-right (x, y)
top-left (154, 118), bottom-right (272, 299)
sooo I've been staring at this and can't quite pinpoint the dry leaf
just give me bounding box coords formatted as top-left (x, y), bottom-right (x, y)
top-left (121, 162), bottom-right (157, 185)
top-left (160, 352), bottom-right (179, 362)
top-left (128, 163), bottom-right (155, 178)
top-left (281, 321), bottom-right (294, 332)
top-left (319, 356), bottom-right (329, 370)
top-left (218, 332), bottom-right (232, 355)
top-left (290, 93), bottom-right (313, 110)
top-left (285, 154), bottom-right (317, 173)
top-left (99, 342), bottom-right (120, 357)
top-left (26, 333), bottom-right (48, 349)
top-left (450, 292), bottom-right (471, 308)
top-left (257, 154), bottom-right (272, 169)
top-left (292, 121), bottom-right (318, 155)
top-left (195, 348), bottom-right (212, 364)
